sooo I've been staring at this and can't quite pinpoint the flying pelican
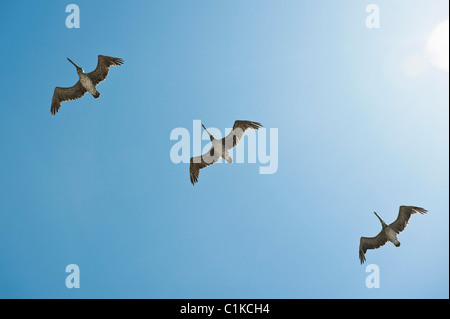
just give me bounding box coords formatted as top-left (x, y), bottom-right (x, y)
top-left (359, 206), bottom-right (427, 264)
top-left (189, 120), bottom-right (263, 186)
top-left (51, 55), bottom-right (124, 115)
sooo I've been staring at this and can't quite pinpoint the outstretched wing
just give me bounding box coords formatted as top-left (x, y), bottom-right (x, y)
top-left (389, 206), bottom-right (427, 234)
top-left (51, 81), bottom-right (87, 115)
top-left (221, 120), bottom-right (263, 151)
top-left (359, 232), bottom-right (389, 264)
top-left (189, 147), bottom-right (221, 186)
top-left (87, 55), bottom-right (124, 86)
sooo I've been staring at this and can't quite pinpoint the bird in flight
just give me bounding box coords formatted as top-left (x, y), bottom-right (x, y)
top-left (359, 206), bottom-right (427, 264)
top-left (51, 55), bottom-right (124, 115)
top-left (189, 120), bottom-right (263, 186)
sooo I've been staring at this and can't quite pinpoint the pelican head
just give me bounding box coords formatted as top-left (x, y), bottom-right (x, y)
top-left (67, 58), bottom-right (83, 73)
top-left (202, 124), bottom-right (215, 141)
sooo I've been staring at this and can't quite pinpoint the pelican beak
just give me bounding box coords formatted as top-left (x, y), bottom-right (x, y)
top-left (67, 58), bottom-right (80, 69)
top-left (201, 124), bottom-right (214, 140)
top-left (202, 124), bottom-right (212, 137)
top-left (373, 212), bottom-right (385, 225)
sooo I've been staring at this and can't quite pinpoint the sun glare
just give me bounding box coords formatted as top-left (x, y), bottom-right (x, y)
top-left (426, 18), bottom-right (449, 72)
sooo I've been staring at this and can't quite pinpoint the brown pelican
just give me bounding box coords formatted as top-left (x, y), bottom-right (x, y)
top-left (189, 120), bottom-right (263, 185)
top-left (51, 55), bottom-right (124, 115)
top-left (359, 206), bottom-right (427, 264)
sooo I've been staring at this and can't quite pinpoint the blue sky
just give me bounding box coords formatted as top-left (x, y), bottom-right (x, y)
top-left (0, 0), bottom-right (448, 298)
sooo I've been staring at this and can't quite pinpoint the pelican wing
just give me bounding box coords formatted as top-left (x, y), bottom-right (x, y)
top-left (51, 81), bottom-right (87, 115)
top-left (189, 147), bottom-right (221, 185)
top-left (359, 232), bottom-right (389, 264)
top-left (87, 55), bottom-right (124, 86)
top-left (389, 206), bottom-right (427, 234)
top-left (221, 120), bottom-right (263, 150)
